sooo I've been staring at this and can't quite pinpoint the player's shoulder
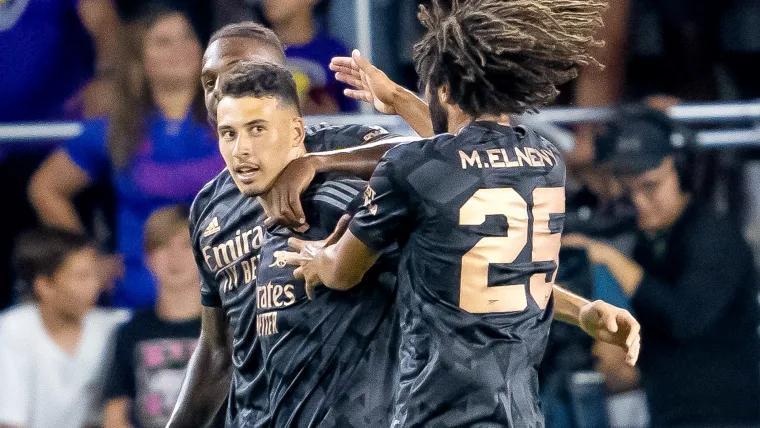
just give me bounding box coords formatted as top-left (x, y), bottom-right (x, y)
top-left (189, 168), bottom-right (237, 230)
top-left (305, 122), bottom-right (392, 151)
top-left (381, 133), bottom-right (454, 171)
top-left (305, 174), bottom-right (366, 214)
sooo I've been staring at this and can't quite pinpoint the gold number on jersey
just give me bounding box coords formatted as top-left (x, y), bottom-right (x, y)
top-left (458, 187), bottom-right (564, 314)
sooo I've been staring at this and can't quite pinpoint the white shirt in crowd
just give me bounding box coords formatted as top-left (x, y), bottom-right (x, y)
top-left (0, 304), bottom-right (130, 428)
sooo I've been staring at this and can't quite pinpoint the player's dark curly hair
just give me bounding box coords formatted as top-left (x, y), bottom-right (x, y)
top-left (415, 0), bottom-right (607, 116)
top-left (218, 60), bottom-right (302, 116)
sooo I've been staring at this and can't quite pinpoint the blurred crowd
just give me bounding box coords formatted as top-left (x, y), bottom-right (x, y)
top-left (1, 0), bottom-right (760, 427)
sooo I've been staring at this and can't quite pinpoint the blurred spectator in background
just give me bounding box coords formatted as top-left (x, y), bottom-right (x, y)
top-left (260, 0), bottom-right (357, 114)
top-left (565, 106), bottom-right (760, 428)
top-left (28, 6), bottom-right (224, 309)
top-left (0, 0), bottom-right (121, 122)
top-left (0, 228), bottom-right (130, 428)
top-left (104, 206), bottom-right (201, 428)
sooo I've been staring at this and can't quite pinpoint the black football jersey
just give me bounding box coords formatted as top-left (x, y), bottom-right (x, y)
top-left (188, 124), bottom-right (395, 427)
top-left (349, 122), bottom-right (566, 428)
top-left (254, 174), bottom-right (400, 428)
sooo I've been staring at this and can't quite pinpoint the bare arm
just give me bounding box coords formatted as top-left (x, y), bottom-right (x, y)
top-left (331, 50), bottom-right (434, 137)
top-left (28, 150), bottom-right (91, 232)
top-left (104, 397), bottom-right (133, 428)
top-left (166, 307), bottom-right (231, 428)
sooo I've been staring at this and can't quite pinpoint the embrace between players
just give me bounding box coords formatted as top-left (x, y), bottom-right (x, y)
top-left (167, 1), bottom-right (641, 427)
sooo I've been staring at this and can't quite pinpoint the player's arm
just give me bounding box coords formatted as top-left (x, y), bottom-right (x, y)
top-left (265, 134), bottom-right (416, 229)
top-left (331, 50), bottom-right (434, 137)
top-left (165, 307), bottom-right (231, 428)
top-left (553, 285), bottom-right (640, 366)
top-left (291, 229), bottom-right (381, 297)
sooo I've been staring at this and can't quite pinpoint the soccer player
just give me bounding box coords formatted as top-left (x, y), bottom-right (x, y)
top-left (215, 60), bottom-right (400, 427)
top-left (166, 24), bottom-right (410, 428)
top-left (288, 0), bottom-right (639, 426)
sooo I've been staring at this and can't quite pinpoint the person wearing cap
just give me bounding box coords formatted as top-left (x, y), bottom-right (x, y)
top-left (564, 106), bottom-right (760, 428)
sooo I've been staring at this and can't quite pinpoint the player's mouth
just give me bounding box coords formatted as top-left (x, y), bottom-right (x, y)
top-left (234, 164), bottom-right (259, 184)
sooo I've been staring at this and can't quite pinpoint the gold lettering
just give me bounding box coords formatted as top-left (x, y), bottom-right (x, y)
top-left (242, 260), bottom-right (252, 284)
top-left (235, 230), bottom-right (243, 258)
top-left (251, 226), bottom-right (263, 250)
top-left (249, 256), bottom-right (258, 282)
top-left (487, 149), bottom-right (506, 168)
top-left (202, 246), bottom-right (216, 272)
top-left (537, 149), bottom-right (555, 166)
top-left (242, 230), bottom-right (253, 254)
top-left (283, 284), bottom-right (296, 306)
top-left (213, 241), bottom-right (236, 266)
top-left (459, 150), bottom-right (483, 169)
top-left (501, 149), bottom-right (520, 167)
top-left (273, 285), bottom-right (283, 307)
top-left (515, 148), bottom-right (533, 167)
top-left (526, 148), bottom-right (545, 166)
top-left (257, 312), bottom-right (279, 336)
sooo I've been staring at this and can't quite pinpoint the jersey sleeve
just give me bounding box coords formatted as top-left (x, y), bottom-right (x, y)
top-left (349, 154), bottom-right (416, 251)
top-left (61, 119), bottom-right (110, 182)
top-left (0, 320), bottom-right (30, 425)
top-left (305, 123), bottom-right (393, 152)
top-left (189, 200), bottom-right (222, 307)
top-left (305, 177), bottom-right (366, 236)
top-left (103, 323), bottom-right (136, 400)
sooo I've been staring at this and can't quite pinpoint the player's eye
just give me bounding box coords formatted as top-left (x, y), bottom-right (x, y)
top-left (220, 130), bottom-right (236, 141)
top-left (203, 78), bottom-right (215, 90)
top-left (249, 125), bottom-right (265, 136)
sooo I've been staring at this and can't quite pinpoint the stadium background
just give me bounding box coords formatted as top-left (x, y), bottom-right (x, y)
top-left (2, 0), bottom-right (760, 427)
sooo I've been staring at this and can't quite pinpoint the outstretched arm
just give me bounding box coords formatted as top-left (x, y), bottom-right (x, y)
top-left (166, 307), bottom-right (231, 428)
top-left (331, 50), bottom-right (434, 137)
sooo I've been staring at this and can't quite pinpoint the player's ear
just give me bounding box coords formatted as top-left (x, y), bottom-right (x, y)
top-left (439, 84), bottom-right (451, 105)
top-left (291, 115), bottom-right (305, 148)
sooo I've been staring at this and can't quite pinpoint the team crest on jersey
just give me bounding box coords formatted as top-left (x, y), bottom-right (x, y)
top-left (363, 185), bottom-right (378, 215)
top-left (0, 0), bottom-right (29, 31)
top-left (363, 126), bottom-right (389, 142)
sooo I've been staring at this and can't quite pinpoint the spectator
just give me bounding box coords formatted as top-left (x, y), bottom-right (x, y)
top-left (261, 0), bottom-right (357, 114)
top-left (564, 106), bottom-right (760, 428)
top-left (0, 0), bottom-right (121, 122)
top-left (103, 206), bottom-right (202, 428)
top-left (28, 6), bottom-right (224, 309)
top-left (0, 227), bottom-right (130, 428)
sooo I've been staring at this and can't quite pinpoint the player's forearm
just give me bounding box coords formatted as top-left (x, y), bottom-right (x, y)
top-left (304, 142), bottom-right (397, 180)
top-left (316, 231), bottom-right (379, 291)
top-left (391, 87), bottom-right (434, 137)
top-left (165, 341), bottom-right (231, 428)
top-left (552, 284), bottom-right (591, 327)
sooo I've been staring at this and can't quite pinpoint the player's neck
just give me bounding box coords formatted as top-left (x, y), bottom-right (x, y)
top-left (273, 12), bottom-right (314, 46)
top-left (449, 113), bottom-right (511, 134)
top-left (156, 286), bottom-right (201, 322)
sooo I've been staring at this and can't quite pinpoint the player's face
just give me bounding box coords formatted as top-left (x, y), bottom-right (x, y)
top-left (37, 248), bottom-right (102, 320)
top-left (626, 157), bottom-right (688, 233)
top-left (148, 230), bottom-right (200, 294)
top-left (202, 37), bottom-right (286, 115)
top-left (144, 13), bottom-right (202, 88)
top-left (216, 95), bottom-right (305, 197)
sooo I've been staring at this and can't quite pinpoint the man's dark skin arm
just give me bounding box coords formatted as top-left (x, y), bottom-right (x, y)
top-left (264, 137), bottom-right (414, 229)
top-left (166, 307), bottom-right (231, 428)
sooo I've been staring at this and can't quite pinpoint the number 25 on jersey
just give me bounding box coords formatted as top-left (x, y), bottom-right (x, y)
top-left (459, 187), bottom-right (564, 314)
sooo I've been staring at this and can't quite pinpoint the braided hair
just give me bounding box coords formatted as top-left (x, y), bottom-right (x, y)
top-left (415, 0), bottom-right (607, 116)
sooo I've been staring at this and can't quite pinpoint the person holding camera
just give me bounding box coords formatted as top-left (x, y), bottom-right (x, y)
top-left (565, 106), bottom-right (760, 428)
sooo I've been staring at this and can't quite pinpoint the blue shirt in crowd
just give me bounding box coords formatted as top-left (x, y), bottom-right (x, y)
top-left (0, 0), bottom-right (94, 122)
top-left (285, 33), bottom-right (358, 113)
top-left (64, 113), bottom-right (224, 308)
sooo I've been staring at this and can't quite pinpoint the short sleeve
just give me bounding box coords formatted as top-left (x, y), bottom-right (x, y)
top-left (305, 124), bottom-right (393, 152)
top-left (349, 156), bottom-right (415, 251)
top-left (189, 207), bottom-right (222, 307)
top-left (62, 119), bottom-right (110, 182)
top-left (0, 322), bottom-right (30, 425)
top-left (103, 323), bottom-right (136, 400)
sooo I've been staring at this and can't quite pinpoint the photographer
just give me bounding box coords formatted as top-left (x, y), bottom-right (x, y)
top-left (565, 106), bottom-right (760, 428)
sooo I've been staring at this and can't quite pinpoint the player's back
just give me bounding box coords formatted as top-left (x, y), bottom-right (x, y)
top-left (352, 122), bottom-right (565, 428)
top-left (255, 174), bottom-right (400, 428)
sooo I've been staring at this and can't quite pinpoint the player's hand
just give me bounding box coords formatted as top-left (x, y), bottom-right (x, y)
top-left (288, 214), bottom-right (352, 299)
top-left (264, 157), bottom-right (319, 232)
top-left (579, 300), bottom-right (641, 366)
top-left (330, 49), bottom-right (398, 115)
